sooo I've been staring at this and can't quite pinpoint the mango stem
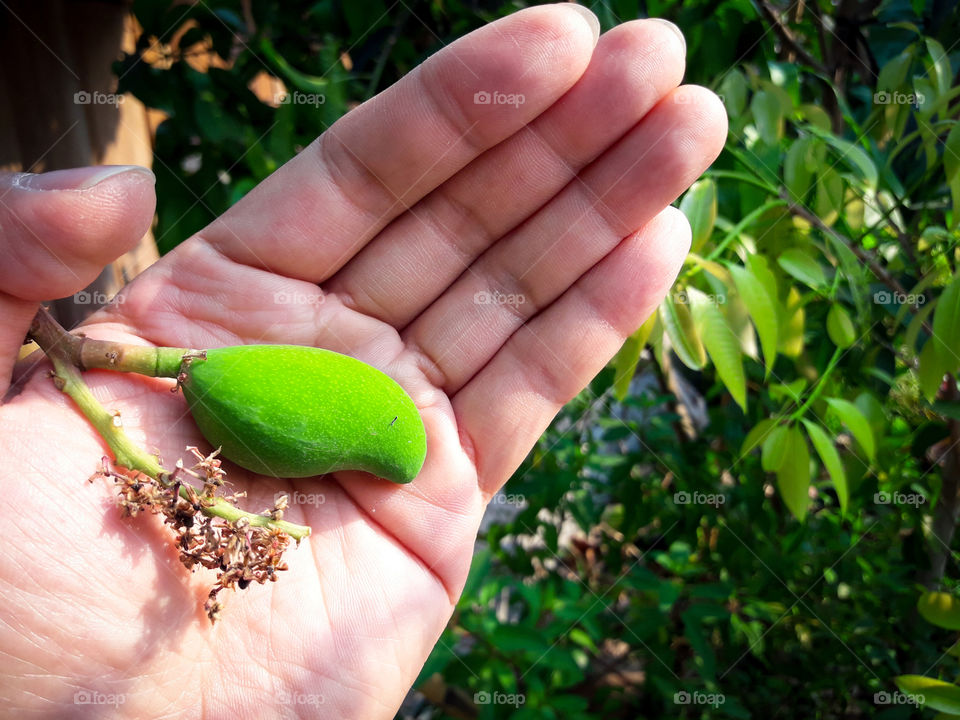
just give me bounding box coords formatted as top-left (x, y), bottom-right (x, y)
top-left (28, 306), bottom-right (190, 377)
top-left (26, 307), bottom-right (311, 541)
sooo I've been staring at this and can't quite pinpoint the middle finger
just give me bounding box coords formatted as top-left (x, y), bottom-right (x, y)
top-left (324, 19), bottom-right (686, 328)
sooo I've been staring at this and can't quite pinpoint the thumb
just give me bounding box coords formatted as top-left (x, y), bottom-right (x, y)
top-left (0, 165), bottom-right (157, 397)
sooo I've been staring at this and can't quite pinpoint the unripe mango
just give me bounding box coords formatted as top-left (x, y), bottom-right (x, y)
top-left (179, 345), bottom-right (426, 483)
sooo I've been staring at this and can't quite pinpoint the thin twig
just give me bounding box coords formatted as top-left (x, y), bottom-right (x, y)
top-left (756, 0), bottom-right (829, 75)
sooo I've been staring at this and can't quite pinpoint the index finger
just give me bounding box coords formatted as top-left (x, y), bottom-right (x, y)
top-left (200, 4), bottom-right (600, 283)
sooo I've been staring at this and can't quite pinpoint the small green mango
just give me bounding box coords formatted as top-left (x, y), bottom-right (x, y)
top-left (179, 345), bottom-right (426, 483)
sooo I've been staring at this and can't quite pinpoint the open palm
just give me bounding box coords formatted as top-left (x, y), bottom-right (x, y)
top-left (0, 6), bottom-right (724, 718)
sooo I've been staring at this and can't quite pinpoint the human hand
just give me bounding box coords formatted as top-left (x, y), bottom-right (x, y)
top-left (0, 5), bottom-right (724, 717)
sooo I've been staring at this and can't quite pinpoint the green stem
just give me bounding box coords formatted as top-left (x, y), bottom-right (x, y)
top-left (28, 308), bottom-right (311, 542)
top-left (29, 306), bottom-right (189, 378)
top-left (49, 352), bottom-right (166, 475)
top-left (789, 347), bottom-right (843, 422)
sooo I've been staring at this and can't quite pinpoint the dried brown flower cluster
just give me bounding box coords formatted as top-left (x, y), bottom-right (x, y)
top-left (91, 447), bottom-right (291, 623)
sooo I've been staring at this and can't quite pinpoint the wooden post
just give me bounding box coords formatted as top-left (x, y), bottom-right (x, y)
top-left (0, 0), bottom-right (159, 328)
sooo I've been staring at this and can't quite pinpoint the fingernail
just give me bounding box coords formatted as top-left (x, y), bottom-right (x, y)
top-left (15, 165), bottom-right (155, 192)
top-left (651, 18), bottom-right (686, 55)
top-left (564, 3), bottom-right (601, 47)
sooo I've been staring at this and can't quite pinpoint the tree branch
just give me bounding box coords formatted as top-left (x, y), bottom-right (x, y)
top-left (920, 380), bottom-right (960, 588)
top-left (756, 0), bottom-right (829, 75)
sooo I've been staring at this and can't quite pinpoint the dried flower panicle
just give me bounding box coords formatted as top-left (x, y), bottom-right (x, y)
top-left (90, 448), bottom-right (294, 624)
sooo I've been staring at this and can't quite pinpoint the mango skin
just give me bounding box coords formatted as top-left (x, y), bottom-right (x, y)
top-left (180, 345), bottom-right (426, 483)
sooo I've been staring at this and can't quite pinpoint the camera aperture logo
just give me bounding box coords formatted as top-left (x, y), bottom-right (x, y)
top-left (674, 690), bottom-right (725, 708)
top-left (474, 290), bottom-right (525, 307)
top-left (74, 690), bottom-right (125, 707)
top-left (873, 290), bottom-right (925, 306)
top-left (474, 691), bottom-right (525, 707)
top-left (275, 91), bottom-right (326, 106)
top-left (673, 290), bottom-right (725, 306)
top-left (74, 290), bottom-right (124, 306)
top-left (874, 690), bottom-right (923, 706)
top-left (74, 90), bottom-right (124, 106)
top-left (873, 90), bottom-right (924, 106)
top-left (276, 490), bottom-right (325, 507)
top-left (473, 90), bottom-right (525, 108)
top-left (874, 490), bottom-right (925, 507)
top-left (673, 490), bottom-right (725, 507)
top-left (273, 290), bottom-right (325, 306)
top-left (277, 690), bottom-right (325, 706)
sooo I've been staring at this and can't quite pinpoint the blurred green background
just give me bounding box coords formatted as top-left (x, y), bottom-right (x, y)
top-left (119, 0), bottom-right (960, 717)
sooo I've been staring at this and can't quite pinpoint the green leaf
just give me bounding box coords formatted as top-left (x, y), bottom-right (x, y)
top-left (725, 293), bottom-right (759, 359)
top-left (926, 38), bottom-right (952, 99)
top-left (784, 137), bottom-right (814, 204)
top-left (259, 37), bottom-right (329, 93)
top-left (761, 425), bottom-right (790, 472)
top-left (799, 103), bottom-right (831, 132)
top-left (751, 90), bottom-right (783, 146)
top-left (769, 378), bottom-right (807, 404)
top-left (747, 255), bottom-right (779, 305)
top-left (933, 274), bottom-right (960, 370)
top-left (686, 252), bottom-right (730, 283)
top-left (778, 249), bottom-right (827, 289)
top-left (920, 339), bottom-right (947, 403)
top-left (680, 179), bottom-right (718, 253)
top-left (779, 286), bottom-right (806, 358)
top-left (877, 50), bottom-right (913, 92)
top-left (944, 122), bottom-right (960, 230)
top-left (729, 264), bottom-right (778, 376)
top-left (905, 298), bottom-right (938, 353)
top-left (742, 418), bottom-right (779, 456)
top-left (776, 427), bottom-right (810, 520)
top-left (688, 288), bottom-right (747, 411)
top-left (568, 627), bottom-right (599, 652)
top-left (918, 592), bottom-right (960, 630)
top-left (895, 273), bottom-right (938, 327)
top-left (826, 305), bottom-right (857, 349)
top-left (807, 126), bottom-right (878, 189)
top-left (612, 313), bottom-right (657, 401)
top-left (719, 69), bottom-right (748, 117)
top-left (855, 392), bottom-right (887, 438)
top-left (802, 420), bottom-right (848, 514)
top-left (895, 675), bottom-right (960, 714)
top-left (815, 165), bottom-right (844, 226)
top-left (826, 398), bottom-right (876, 463)
top-left (660, 295), bottom-right (706, 370)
